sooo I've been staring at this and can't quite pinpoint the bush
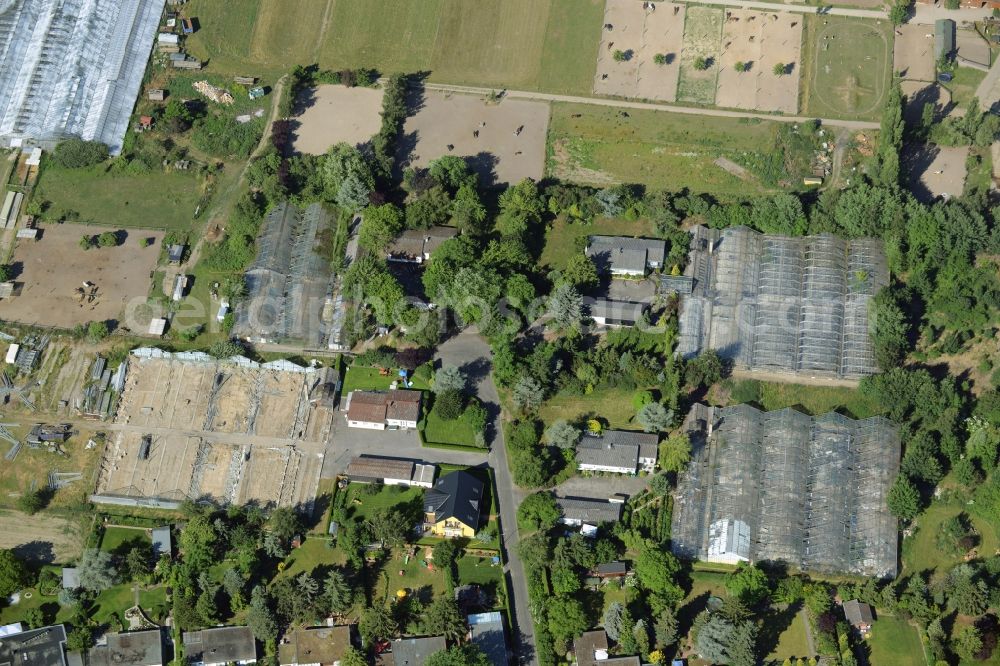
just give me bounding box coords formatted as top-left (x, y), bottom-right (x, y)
top-left (97, 231), bottom-right (118, 248)
top-left (52, 139), bottom-right (108, 168)
top-left (435, 389), bottom-right (464, 420)
top-left (192, 115), bottom-right (263, 159)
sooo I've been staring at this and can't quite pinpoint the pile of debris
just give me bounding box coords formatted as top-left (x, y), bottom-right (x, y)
top-left (193, 80), bottom-right (234, 105)
top-left (79, 356), bottom-right (127, 419)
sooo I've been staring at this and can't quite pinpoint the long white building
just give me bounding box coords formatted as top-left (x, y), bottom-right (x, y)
top-left (0, 0), bottom-right (165, 154)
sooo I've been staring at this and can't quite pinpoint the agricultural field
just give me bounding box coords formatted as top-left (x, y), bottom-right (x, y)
top-left (677, 6), bottom-right (724, 105)
top-left (545, 102), bottom-right (805, 195)
top-left (717, 378), bottom-right (886, 419)
top-left (800, 15), bottom-right (893, 120)
top-left (184, 0), bottom-right (605, 95)
top-left (32, 164), bottom-right (205, 231)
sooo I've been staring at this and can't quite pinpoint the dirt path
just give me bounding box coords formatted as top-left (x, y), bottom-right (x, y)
top-left (827, 127), bottom-right (852, 188)
top-left (674, 0), bottom-right (887, 19)
top-left (800, 608), bottom-right (817, 656)
top-left (421, 82), bottom-right (880, 130)
top-left (312, 0), bottom-right (337, 64)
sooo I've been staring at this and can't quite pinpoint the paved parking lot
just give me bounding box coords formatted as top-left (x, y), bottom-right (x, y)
top-left (556, 474), bottom-right (650, 500)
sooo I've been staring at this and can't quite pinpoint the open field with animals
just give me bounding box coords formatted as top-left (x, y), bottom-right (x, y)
top-left (0, 223), bottom-right (164, 329)
top-left (800, 15), bottom-right (893, 120)
top-left (715, 9), bottom-right (802, 113)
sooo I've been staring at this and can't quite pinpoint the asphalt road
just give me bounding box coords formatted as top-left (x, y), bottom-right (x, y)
top-left (436, 329), bottom-right (537, 666)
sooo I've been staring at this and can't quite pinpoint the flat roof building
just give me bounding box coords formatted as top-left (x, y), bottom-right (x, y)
top-left (587, 299), bottom-right (646, 327)
top-left (183, 626), bottom-right (256, 666)
top-left (557, 496), bottom-right (624, 530)
top-left (386, 635), bottom-right (447, 666)
top-left (0, 624), bottom-right (68, 666)
top-left (85, 629), bottom-right (164, 666)
top-left (672, 403), bottom-right (900, 577)
top-left (467, 612), bottom-right (507, 666)
top-left (278, 625), bottom-right (354, 665)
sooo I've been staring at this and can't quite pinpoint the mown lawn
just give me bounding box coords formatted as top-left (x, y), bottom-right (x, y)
top-left (539, 215), bottom-right (652, 273)
top-left (946, 65), bottom-right (987, 110)
top-left (718, 379), bottom-right (885, 419)
top-left (867, 614), bottom-right (925, 666)
top-left (33, 163), bottom-right (205, 231)
top-left (765, 610), bottom-right (812, 663)
top-left (423, 407), bottom-right (481, 447)
top-left (342, 365), bottom-right (431, 394)
top-left (546, 102), bottom-right (795, 196)
top-left (902, 499), bottom-right (999, 576)
top-left (537, 385), bottom-right (645, 431)
top-left (342, 483), bottom-right (424, 525)
top-left (99, 526), bottom-right (150, 554)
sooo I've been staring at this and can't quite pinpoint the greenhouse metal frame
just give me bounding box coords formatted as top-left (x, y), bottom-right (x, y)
top-left (677, 226), bottom-right (888, 379)
top-left (672, 404), bottom-right (900, 578)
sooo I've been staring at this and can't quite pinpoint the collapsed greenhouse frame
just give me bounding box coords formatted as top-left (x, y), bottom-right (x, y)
top-left (672, 403), bottom-right (900, 578)
top-left (677, 225), bottom-right (888, 379)
top-left (0, 0), bottom-right (165, 154)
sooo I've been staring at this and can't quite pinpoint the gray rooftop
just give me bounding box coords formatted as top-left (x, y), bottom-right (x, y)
top-left (556, 496), bottom-right (623, 524)
top-left (576, 431), bottom-right (659, 470)
top-left (389, 635), bottom-right (447, 666)
top-left (587, 299), bottom-right (646, 325)
top-left (182, 626), bottom-right (256, 665)
top-left (467, 613), bottom-right (506, 666)
top-left (0, 625), bottom-right (67, 666)
top-left (586, 236), bottom-right (666, 274)
top-left (151, 527), bottom-right (171, 558)
top-left (87, 629), bottom-right (163, 666)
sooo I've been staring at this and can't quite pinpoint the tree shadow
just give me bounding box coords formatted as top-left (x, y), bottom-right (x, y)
top-left (900, 142), bottom-right (942, 204)
top-left (756, 602), bottom-right (802, 658)
top-left (12, 541), bottom-right (55, 564)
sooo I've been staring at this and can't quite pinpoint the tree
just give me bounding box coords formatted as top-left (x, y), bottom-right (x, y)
top-left (496, 178), bottom-right (544, 238)
top-left (547, 595), bottom-right (589, 650)
top-left (545, 420), bottom-right (581, 449)
top-left (604, 601), bottom-right (626, 641)
top-left (562, 254), bottom-right (600, 292)
top-left (222, 568), bottom-right (246, 611)
top-left (424, 596), bottom-right (466, 641)
top-left (77, 549), bottom-right (118, 592)
top-left (655, 609), bottom-right (679, 649)
top-left (637, 402), bottom-right (673, 433)
top-left (0, 264), bottom-right (12, 282)
top-left (338, 172), bottom-right (373, 211)
top-left (871, 288), bottom-right (910, 371)
top-left (86, 321), bottom-right (109, 343)
top-left (512, 375), bottom-right (545, 413)
top-left (548, 283), bottom-right (584, 332)
top-left (52, 139), bottom-right (108, 168)
top-left (179, 514), bottom-right (217, 569)
top-left (889, 1), bottom-right (908, 24)
top-left (725, 564), bottom-right (770, 606)
top-left (734, 61), bottom-right (749, 72)
top-left (772, 62), bottom-right (787, 75)
top-left (196, 585), bottom-right (221, 625)
top-left (16, 488), bottom-right (47, 515)
top-left (946, 564), bottom-right (988, 615)
top-left (324, 142), bottom-right (374, 203)
top-left (163, 99), bottom-right (194, 132)
top-left (246, 585), bottom-right (278, 641)
top-left (426, 645), bottom-right (492, 666)
top-left (635, 547), bottom-right (683, 602)
top-left (434, 365), bottom-right (466, 394)
top-left (888, 474), bottom-right (921, 521)
top-left (79, 235), bottom-right (94, 250)
top-left (340, 647), bottom-right (369, 666)
top-left (324, 568), bottom-right (353, 614)
top-left (125, 545), bottom-right (152, 581)
top-left (434, 389), bottom-right (464, 420)
top-left (429, 155), bottom-right (475, 192)
top-left (613, 49), bottom-right (628, 62)
top-left (0, 550), bottom-right (27, 597)
top-left (366, 507), bottom-right (411, 548)
top-left (66, 626), bottom-right (94, 651)
top-left (517, 492), bottom-right (561, 531)
top-left (97, 231), bottom-right (118, 247)
top-left (693, 611), bottom-right (758, 666)
top-left (685, 350), bottom-right (723, 388)
top-left (269, 506), bottom-right (302, 543)
top-left (452, 182), bottom-right (487, 234)
top-left (659, 433), bottom-right (691, 473)
top-left (358, 204), bottom-right (404, 252)
top-left (694, 56), bottom-right (709, 70)
top-left (360, 603), bottom-right (398, 644)
top-left (653, 53), bottom-right (668, 65)
top-left (406, 186), bottom-right (452, 229)
top-left (954, 625), bottom-right (984, 661)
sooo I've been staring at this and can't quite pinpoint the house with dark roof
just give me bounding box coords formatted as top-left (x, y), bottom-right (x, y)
top-left (467, 612), bottom-right (507, 666)
top-left (0, 624), bottom-right (68, 666)
top-left (424, 470), bottom-right (484, 538)
top-left (346, 455), bottom-right (437, 488)
top-left (556, 496), bottom-right (623, 535)
top-left (843, 600), bottom-right (874, 634)
top-left (182, 626), bottom-right (256, 666)
top-left (574, 630), bottom-right (640, 666)
top-left (85, 629), bottom-right (164, 666)
top-left (586, 236), bottom-right (666, 277)
top-left (384, 635), bottom-right (447, 666)
top-left (576, 430), bottom-right (659, 474)
top-left (277, 625), bottom-right (354, 665)
top-left (345, 390), bottom-right (422, 429)
top-left (592, 561), bottom-right (628, 579)
top-left (387, 227), bottom-right (458, 264)
top-left (587, 299), bottom-right (647, 327)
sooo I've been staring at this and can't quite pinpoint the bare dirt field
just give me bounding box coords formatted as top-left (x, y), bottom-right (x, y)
top-left (0, 223), bottom-right (163, 328)
top-left (894, 25), bottom-right (935, 82)
top-left (291, 84), bottom-right (385, 155)
top-left (901, 80), bottom-right (947, 125)
top-left (0, 510), bottom-right (84, 564)
top-left (956, 29), bottom-right (991, 69)
top-left (399, 90), bottom-right (549, 187)
top-left (903, 143), bottom-right (968, 203)
top-left (94, 351), bottom-right (332, 509)
top-left (716, 9), bottom-right (802, 113)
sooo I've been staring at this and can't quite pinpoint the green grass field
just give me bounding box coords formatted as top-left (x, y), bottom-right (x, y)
top-left (677, 7), bottom-right (724, 105)
top-left (946, 65), bottom-right (988, 110)
top-left (185, 0), bottom-right (604, 95)
top-left (902, 500), bottom-right (999, 576)
top-left (342, 365), bottom-right (431, 394)
top-left (537, 385), bottom-right (644, 431)
top-left (539, 215), bottom-right (651, 273)
top-left (765, 610), bottom-right (812, 662)
top-left (800, 15), bottom-right (893, 120)
top-left (33, 164), bottom-right (205, 231)
top-left (546, 102), bottom-right (794, 195)
top-left (867, 615), bottom-right (925, 666)
top-left (719, 379), bottom-right (886, 419)
top-left (99, 526), bottom-right (150, 554)
top-left (423, 407), bottom-right (481, 447)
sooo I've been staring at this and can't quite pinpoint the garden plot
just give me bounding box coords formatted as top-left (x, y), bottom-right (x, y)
top-left (677, 6), bottom-right (724, 105)
top-left (716, 10), bottom-right (802, 113)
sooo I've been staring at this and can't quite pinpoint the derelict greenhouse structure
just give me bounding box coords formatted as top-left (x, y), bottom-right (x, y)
top-left (0, 0), bottom-right (164, 154)
top-left (676, 225), bottom-right (889, 379)
top-left (672, 404), bottom-right (901, 578)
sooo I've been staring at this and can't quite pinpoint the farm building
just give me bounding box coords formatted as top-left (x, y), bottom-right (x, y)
top-left (935, 19), bottom-right (956, 59)
top-left (345, 455), bottom-right (436, 488)
top-left (586, 236), bottom-right (666, 276)
top-left (234, 202), bottom-right (335, 347)
top-left (671, 403), bottom-right (900, 578)
top-left (345, 390), bottom-right (421, 429)
top-left (0, 0), bottom-right (165, 154)
top-left (676, 225), bottom-right (888, 379)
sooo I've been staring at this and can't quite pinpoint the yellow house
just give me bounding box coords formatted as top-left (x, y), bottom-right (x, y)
top-left (424, 470), bottom-right (484, 538)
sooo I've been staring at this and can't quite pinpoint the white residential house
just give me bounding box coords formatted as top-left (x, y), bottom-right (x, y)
top-left (345, 389), bottom-right (421, 430)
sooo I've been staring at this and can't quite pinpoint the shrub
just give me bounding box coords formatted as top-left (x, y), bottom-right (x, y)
top-left (52, 139), bottom-right (108, 168)
top-left (97, 231), bottom-right (118, 248)
top-left (435, 389), bottom-right (464, 420)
